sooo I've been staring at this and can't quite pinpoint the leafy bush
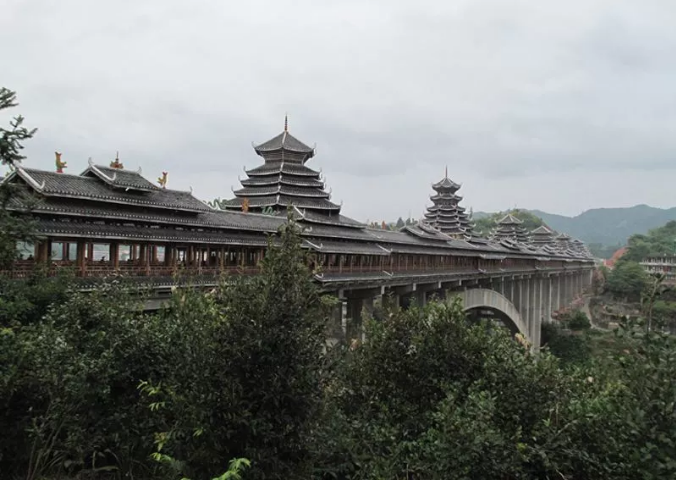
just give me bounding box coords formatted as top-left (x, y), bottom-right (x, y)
top-left (566, 310), bottom-right (592, 331)
top-left (4, 218), bottom-right (676, 479)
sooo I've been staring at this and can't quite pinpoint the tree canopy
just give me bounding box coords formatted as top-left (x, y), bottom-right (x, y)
top-left (622, 220), bottom-right (676, 263)
top-left (0, 88), bottom-right (37, 268)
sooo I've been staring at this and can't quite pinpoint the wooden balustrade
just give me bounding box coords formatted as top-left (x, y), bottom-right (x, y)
top-left (0, 259), bottom-right (580, 281)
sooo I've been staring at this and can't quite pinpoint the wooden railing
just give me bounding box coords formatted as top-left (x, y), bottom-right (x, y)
top-left (0, 261), bottom-right (585, 281)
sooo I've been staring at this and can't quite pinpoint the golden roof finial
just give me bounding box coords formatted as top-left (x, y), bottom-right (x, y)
top-left (110, 151), bottom-right (124, 169)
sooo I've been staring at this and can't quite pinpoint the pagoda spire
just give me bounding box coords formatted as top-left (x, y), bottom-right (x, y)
top-left (284, 114), bottom-right (288, 132)
top-left (445, 165), bottom-right (448, 178)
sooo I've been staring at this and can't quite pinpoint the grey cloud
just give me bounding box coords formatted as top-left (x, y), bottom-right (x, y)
top-left (2, 0), bottom-right (675, 221)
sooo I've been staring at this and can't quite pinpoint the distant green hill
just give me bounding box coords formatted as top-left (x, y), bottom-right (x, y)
top-left (476, 205), bottom-right (676, 246)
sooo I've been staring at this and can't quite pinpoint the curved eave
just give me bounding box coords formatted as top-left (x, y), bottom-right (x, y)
top-left (233, 187), bottom-right (330, 199)
top-left (226, 195), bottom-right (341, 212)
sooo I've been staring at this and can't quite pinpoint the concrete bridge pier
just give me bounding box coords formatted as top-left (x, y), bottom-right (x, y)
top-left (343, 287), bottom-right (384, 341)
top-left (382, 288), bottom-right (401, 310)
top-left (544, 275), bottom-right (553, 323)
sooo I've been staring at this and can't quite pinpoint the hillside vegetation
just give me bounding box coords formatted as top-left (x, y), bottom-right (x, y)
top-left (532, 204), bottom-right (676, 246)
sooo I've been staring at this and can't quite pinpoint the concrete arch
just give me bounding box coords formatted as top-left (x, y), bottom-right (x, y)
top-left (453, 288), bottom-right (530, 344)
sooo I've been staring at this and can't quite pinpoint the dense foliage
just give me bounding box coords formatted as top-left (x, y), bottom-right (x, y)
top-left (0, 87), bottom-right (37, 268)
top-left (621, 220), bottom-right (676, 263)
top-left (605, 261), bottom-right (649, 302)
top-left (2, 226), bottom-right (676, 478)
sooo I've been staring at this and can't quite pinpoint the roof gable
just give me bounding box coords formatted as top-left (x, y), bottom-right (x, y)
top-left (82, 163), bottom-right (159, 192)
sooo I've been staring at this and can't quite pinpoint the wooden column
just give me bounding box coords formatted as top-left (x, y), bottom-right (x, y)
top-left (111, 242), bottom-right (119, 269)
top-left (165, 245), bottom-right (174, 266)
top-left (140, 244), bottom-right (150, 275)
top-left (36, 240), bottom-right (49, 263)
top-left (77, 240), bottom-right (87, 277)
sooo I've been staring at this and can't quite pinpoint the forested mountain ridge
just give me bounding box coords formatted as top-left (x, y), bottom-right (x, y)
top-left (475, 205), bottom-right (676, 246)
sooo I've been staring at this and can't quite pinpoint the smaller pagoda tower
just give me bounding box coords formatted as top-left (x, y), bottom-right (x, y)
top-left (554, 232), bottom-right (575, 254)
top-left (423, 167), bottom-right (473, 237)
top-left (492, 214), bottom-right (530, 243)
top-left (571, 238), bottom-right (592, 258)
top-left (530, 225), bottom-right (555, 246)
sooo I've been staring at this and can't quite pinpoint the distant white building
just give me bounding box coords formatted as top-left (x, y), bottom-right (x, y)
top-left (640, 255), bottom-right (676, 284)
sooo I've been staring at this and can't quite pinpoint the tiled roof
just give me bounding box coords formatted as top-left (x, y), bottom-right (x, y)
top-left (432, 176), bottom-right (461, 192)
top-left (497, 214), bottom-right (523, 225)
top-left (254, 131), bottom-right (314, 155)
top-left (34, 220), bottom-right (272, 246)
top-left (14, 168), bottom-right (210, 212)
top-left (303, 239), bottom-right (389, 256)
top-left (246, 162), bottom-right (320, 177)
top-left (295, 209), bottom-right (364, 229)
top-left (531, 225), bottom-right (553, 235)
top-left (430, 193), bottom-right (463, 203)
top-left (82, 165), bottom-right (158, 191)
top-left (7, 194), bottom-right (285, 232)
top-left (224, 194), bottom-right (340, 211)
top-left (233, 185), bottom-right (330, 198)
top-left (241, 176), bottom-right (325, 188)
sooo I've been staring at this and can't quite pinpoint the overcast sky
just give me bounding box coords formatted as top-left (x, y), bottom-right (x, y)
top-left (2, 0), bottom-right (675, 221)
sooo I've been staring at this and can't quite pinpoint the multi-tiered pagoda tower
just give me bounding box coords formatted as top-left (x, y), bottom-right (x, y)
top-left (492, 214), bottom-right (530, 243)
top-left (224, 118), bottom-right (341, 216)
top-left (423, 168), bottom-right (472, 237)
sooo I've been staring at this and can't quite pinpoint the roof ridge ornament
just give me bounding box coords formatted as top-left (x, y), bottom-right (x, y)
top-left (110, 151), bottom-right (124, 169)
top-left (55, 151), bottom-right (67, 173)
top-left (136, 166), bottom-right (142, 175)
top-left (284, 113), bottom-right (288, 132)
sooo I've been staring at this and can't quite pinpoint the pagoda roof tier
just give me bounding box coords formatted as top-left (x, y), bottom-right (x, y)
top-left (426, 204), bottom-right (461, 213)
top-left (10, 167), bottom-right (210, 213)
top-left (430, 193), bottom-right (462, 203)
top-left (240, 175), bottom-right (325, 189)
top-left (432, 173), bottom-right (461, 193)
top-left (246, 162), bottom-right (321, 177)
top-left (531, 225), bottom-right (554, 235)
top-left (81, 163), bottom-right (158, 192)
top-left (427, 216), bottom-right (463, 225)
top-left (431, 224), bottom-right (465, 234)
top-left (232, 185), bottom-right (330, 199)
top-left (427, 214), bottom-right (460, 222)
top-left (497, 213), bottom-right (523, 225)
top-left (223, 194), bottom-right (340, 212)
top-left (254, 127), bottom-right (315, 161)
